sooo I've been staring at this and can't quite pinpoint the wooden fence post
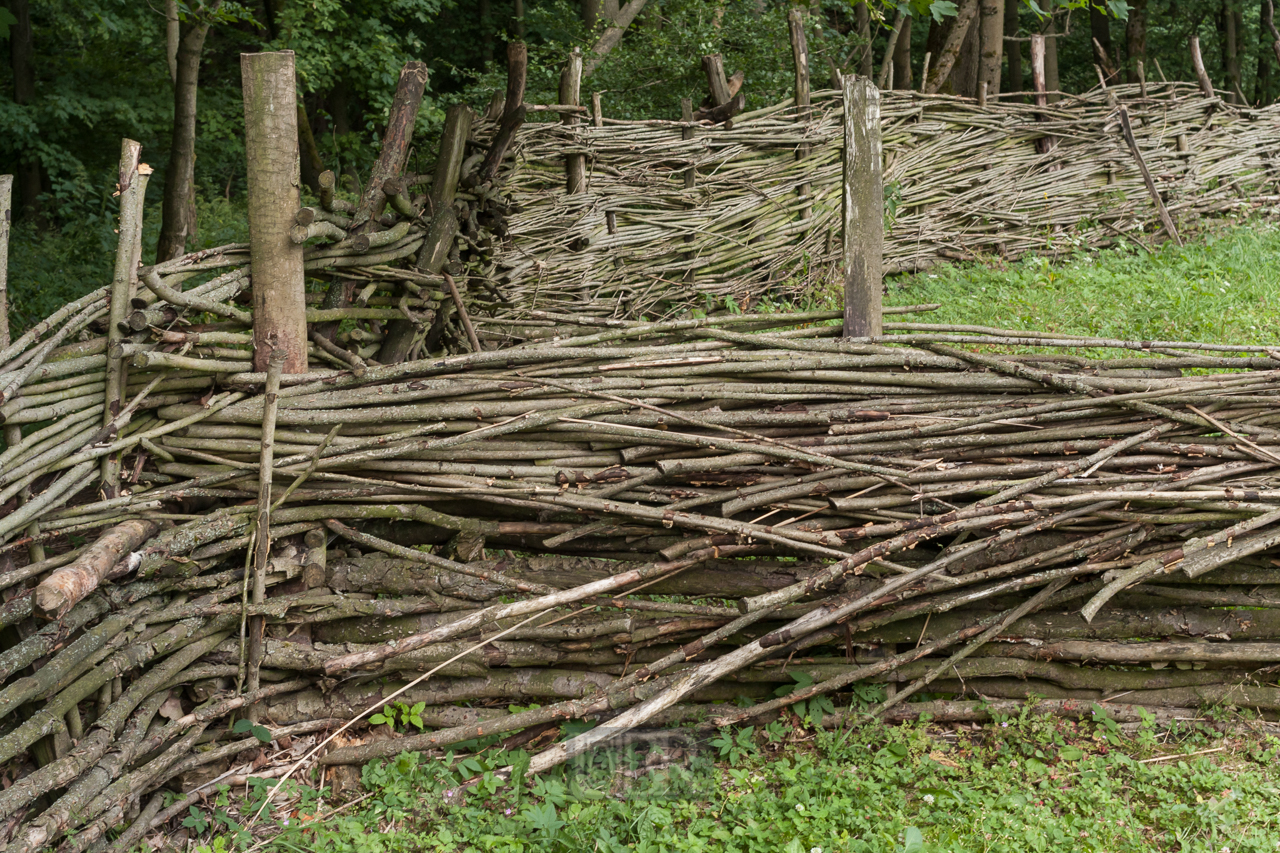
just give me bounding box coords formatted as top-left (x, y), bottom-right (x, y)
top-left (841, 75), bottom-right (882, 338)
top-left (0, 175), bottom-right (10, 351)
top-left (1030, 35), bottom-right (1054, 156)
top-left (103, 140), bottom-right (150, 499)
top-left (593, 92), bottom-right (619, 239)
top-left (431, 104), bottom-right (473, 215)
top-left (241, 51), bottom-right (308, 374)
top-left (561, 48), bottom-right (586, 194)
top-left (681, 97), bottom-right (696, 285)
top-left (788, 9), bottom-right (812, 224)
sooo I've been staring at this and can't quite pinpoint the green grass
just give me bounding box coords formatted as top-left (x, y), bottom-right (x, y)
top-left (885, 221), bottom-right (1280, 345)
top-left (182, 704), bottom-right (1280, 853)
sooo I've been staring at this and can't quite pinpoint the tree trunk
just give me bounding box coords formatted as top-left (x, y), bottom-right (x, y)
top-left (583, 0), bottom-right (651, 76)
top-left (165, 0), bottom-right (179, 83)
top-left (1004, 0), bottom-right (1022, 92)
top-left (297, 100), bottom-right (324, 194)
top-left (8, 0), bottom-right (41, 217)
top-left (1043, 11), bottom-right (1061, 103)
top-left (924, 0), bottom-right (980, 93)
top-left (156, 7), bottom-right (219, 263)
top-left (978, 0), bottom-right (1004, 95)
top-left (1090, 5), bottom-right (1113, 81)
top-left (855, 3), bottom-right (873, 77)
top-left (893, 16), bottom-right (913, 89)
top-left (581, 0), bottom-right (600, 28)
top-left (479, 0), bottom-right (493, 65)
top-left (241, 51), bottom-right (308, 374)
top-left (950, 11), bottom-right (981, 97)
top-left (1220, 1), bottom-right (1242, 103)
top-left (514, 0), bottom-right (525, 38)
top-left (1125, 0), bottom-right (1148, 82)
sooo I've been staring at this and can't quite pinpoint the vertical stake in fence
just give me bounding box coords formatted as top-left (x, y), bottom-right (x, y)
top-left (1137, 60), bottom-right (1147, 99)
top-left (0, 175), bottom-right (11, 351)
top-left (841, 76), bottom-right (882, 339)
top-left (919, 52), bottom-right (931, 93)
top-left (561, 48), bottom-right (586, 194)
top-left (241, 51), bottom-right (308, 374)
top-left (1030, 35), bottom-right (1054, 156)
top-left (246, 347), bottom-right (285, 721)
top-left (788, 9), bottom-right (813, 225)
top-left (681, 97), bottom-right (696, 286)
top-left (103, 140), bottom-right (151, 500)
top-left (592, 92), bottom-right (619, 240)
top-left (1189, 36), bottom-right (1215, 99)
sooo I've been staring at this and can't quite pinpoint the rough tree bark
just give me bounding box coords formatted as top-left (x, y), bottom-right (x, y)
top-left (8, 0), bottom-right (41, 216)
top-left (1005, 0), bottom-right (1022, 92)
top-left (241, 51), bottom-right (308, 374)
top-left (165, 0), bottom-right (179, 82)
top-left (0, 175), bottom-right (9, 350)
top-left (950, 13), bottom-right (981, 97)
top-left (1126, 0), bottom-right (1148, 82)
top-left (924, 0), bottom-right (980, 94)
top-left (893, 16), bottom-right (913, 89)
top-left (351, 62), bottom-right (428, 233)
top-left (841, 76), bottom-right (882, 338)
top-left (1091, 5), bottom-right (1113, 82)
top-left (1043, 8), bottom-right (1061, 103)
top-left (855, 3), bottom-right (874, 77)
top-left (978, 0), bottom-right (1004, 96)
top-left (156, 2), bottom-right (222, 263)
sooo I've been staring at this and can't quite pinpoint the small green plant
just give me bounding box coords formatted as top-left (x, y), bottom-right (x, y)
top-left (710, 725), bottom-right (756, 766)
top-left (231, 717), bottom-right (272, 744)
top-left (369, 700), bottom-right (427, 732)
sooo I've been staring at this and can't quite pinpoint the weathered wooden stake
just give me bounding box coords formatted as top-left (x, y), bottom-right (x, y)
top-left (841, 75), bottom-right (882, 338)
top-left (681, 97), bottom-right (696, 284)
top-left (430, 104), bottom-right (473, 215)
top-left (241, 51), bottom-right (308, 374)
top-left (0, 175), bottom-right (10, 351)
top-left (1189, 36), bottom-right (1215, 99)
top-left (354, 61), bottom-right (429, 232)
top-left (246, 347), bottom-right (285, 719)
top-left (478, 42), bottom-right (529, 185)
top-left (103, 140), bottom-right (150, 499)
top-left (1030, 35), bottom-right (1054, 155)
top-left (1118, 106), bottom-right (1183, 247)
top-left (702, 54), bottom-right (732, 107)
top-left (560, 48), bottom-right (586, 194)
top-left (593, 92), bottom-right (619, 238)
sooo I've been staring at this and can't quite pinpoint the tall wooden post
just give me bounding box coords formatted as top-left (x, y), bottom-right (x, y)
top-left (560, 48), bottom-right (586, 194)
top-left (1030, 35), bottom-right (1053, 155)
top-left (0, 175), bottom-right (11, 351)
top-left (241, 51), bottom-right (308, 374)
top-left (788, 9), bottom-right (812, 224)
top-left (841, 76), bottom-right (882, 338)
top-left (103, 141), bottom-right (150, 499)
top-left (1189, 36), bottom-right (1215, 99)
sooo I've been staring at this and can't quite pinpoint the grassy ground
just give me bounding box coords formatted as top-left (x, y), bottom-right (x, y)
top-left (159, 221), bottom-right (1280, 853)
top-left (186, 705), bottom-right (1280, 853)
top-left (885, 221), bottom-right (1280, 345)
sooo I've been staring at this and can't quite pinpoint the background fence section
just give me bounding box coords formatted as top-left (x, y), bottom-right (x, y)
top-left (471, 82), bottom-right (1280, 328)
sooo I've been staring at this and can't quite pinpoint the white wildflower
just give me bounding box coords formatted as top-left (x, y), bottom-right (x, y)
top-left (922, 794), bottom-right (935, 805)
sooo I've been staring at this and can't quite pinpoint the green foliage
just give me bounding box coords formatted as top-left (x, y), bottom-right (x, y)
top-left (231, 717), bottom-right (272, 744)
top-left (369, 701), bottom-right (428, 733)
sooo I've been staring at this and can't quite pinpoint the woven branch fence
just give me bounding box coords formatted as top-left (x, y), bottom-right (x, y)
top-left (472, 81), bottom-right (1280, 327)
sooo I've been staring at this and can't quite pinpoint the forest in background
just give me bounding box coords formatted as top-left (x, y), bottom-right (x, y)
top-left (0, 0), bottom-right (1277, 328)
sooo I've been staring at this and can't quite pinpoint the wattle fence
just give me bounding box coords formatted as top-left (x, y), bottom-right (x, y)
top-left (468, 81), bottom-right (1280, 326)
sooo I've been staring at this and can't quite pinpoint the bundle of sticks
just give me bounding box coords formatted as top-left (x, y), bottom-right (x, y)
top-left (3, 278), bottom-right (1280, 848)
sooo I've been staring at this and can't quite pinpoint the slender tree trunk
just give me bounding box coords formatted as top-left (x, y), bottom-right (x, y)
top-left (1221, 1), bottom-right (1242, 103)
top-left (165, 0), bottom-right (179, 82)
top-left (581, 0), bottom-right (601, 28)
top-left (924, 0), bottom-right (980, 93)
top-left (514, 0), bottom-right (525, 38)
top-left (893, 16), bottom-right (913, 89)
top-left (156, 6), bottom-right (220, 262)
top-left (583, 0), bottom-right (651, 76)
top-left (297, 100), bottom-right (324, 194)
top-left (855, 3), bottom-right (873, 77)
top-left (1126, 0), bottom-right (1148, 82)
top-left (1260, 0), bottom-right (1280, 103)
top-left (1043, 8), bottom-right (1061, 103)
top-left (479, 0), bottom-right (493, 65)
top-left (1005, 0), bottom-right (1022, 93)
top-left (978, 0), bottom-right (1004, 95)
top-left (950, 16), bottom-right (981, 97)
top-left (1265, 0), bottom-right (1280, 65)
top-left (1091, 5), bottom-right (1113, 80)
top-left (8, 0), bottom-right (41, 217)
